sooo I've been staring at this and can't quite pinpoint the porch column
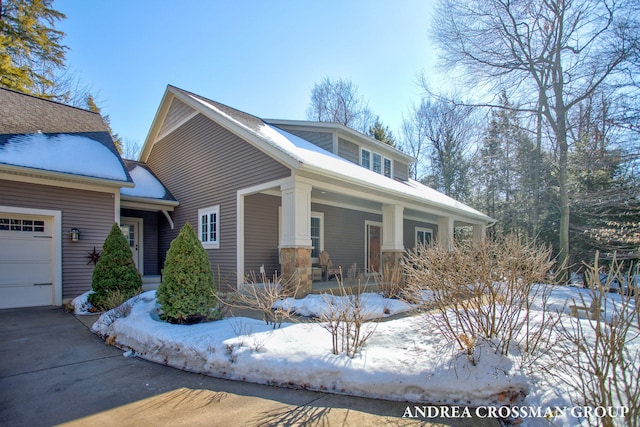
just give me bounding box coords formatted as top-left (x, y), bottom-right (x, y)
top-left (279, 179), bottom-right (313, 296)
top-left (437, 216), bottom-right (454, 250)
top-left (381, 204), bottom-right (404, 270)
top-left (473, 223), bottom-right (486, 245)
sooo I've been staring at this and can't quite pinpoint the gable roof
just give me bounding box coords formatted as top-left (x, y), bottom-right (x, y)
top-left (0, 87), bottom-right (132, 186)
top-left (142, 85), bottom-right (492, 223)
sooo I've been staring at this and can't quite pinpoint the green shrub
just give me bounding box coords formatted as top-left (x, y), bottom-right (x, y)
top-left (157, 222), bottom-right (220, 324)
top-left (89, 223), bottom-right (142, 310)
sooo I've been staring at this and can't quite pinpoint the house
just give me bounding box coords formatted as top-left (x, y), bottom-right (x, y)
top-left (140, 85), bottom-right (493, 293)
top-left (0, 85), bottom-right (492, 309)
top-left (0, 87), bottom-right (176, 309)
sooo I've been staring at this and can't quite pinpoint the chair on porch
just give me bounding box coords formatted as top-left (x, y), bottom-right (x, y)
top-left (319, 251), bottom-right (340, 281)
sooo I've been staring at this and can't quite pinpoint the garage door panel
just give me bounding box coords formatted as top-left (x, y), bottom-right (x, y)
top-left (0, 261), bottom-right (52, 286)
top-left (0, 285), bottom-right (53, 309)
top-left (1, 236), bottom-right (52, 261)
top-left (0, 214), bottom-right (54, 308)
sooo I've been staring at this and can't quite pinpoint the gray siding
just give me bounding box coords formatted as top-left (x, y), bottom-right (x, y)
top-left (311, 202), bottom-right (381, 273)
top-left (146, 114), bottom-right (291, 290)
top-left (158, 98), bottom-right (195, 140)
top-left (337, 138), bottom-right (359, 164)
top-left (403, 219), bottom-right (438, 249)
top-left (279, 128), bottom-right (333, 153)
top-left (394, 161), bottom-right (409, 182)
top-left (121, 209), bottom-right (160, 276)
top-left (0, 179), bottom-right (115, 299)
top-left (244, 193), bottom-right (280, 278)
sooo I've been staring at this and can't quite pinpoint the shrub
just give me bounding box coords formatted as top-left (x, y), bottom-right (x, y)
top-left (402, 234), bottom-right (558, 364)
top-left (226, 271), bottom-right (299, 329)
top-left (320, 270), bottom-right (377, 358)
top-left (157, 222), bottom-right (220, 324)
top-left (554, 254), bottom-right (639, 427)
top-left (89, 223), bottom-right (142, 310)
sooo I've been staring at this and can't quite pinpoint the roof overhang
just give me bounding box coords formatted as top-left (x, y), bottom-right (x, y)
top-left (0, 163), bottom-right (134, 189)
top-left (120, 195), bottom-right (179, 211)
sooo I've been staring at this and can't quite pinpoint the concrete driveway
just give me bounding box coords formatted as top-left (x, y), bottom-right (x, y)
top-left (0, 307), bottom-right (499, 427)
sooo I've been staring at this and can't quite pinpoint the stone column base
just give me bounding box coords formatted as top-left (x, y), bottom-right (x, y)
top-left (279, 247), bottom-right (312, 297)
top-left (381, 250), bottom-right (404, 271)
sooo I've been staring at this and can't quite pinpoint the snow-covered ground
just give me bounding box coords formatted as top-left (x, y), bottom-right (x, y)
top-left (77, 286), bottom-right (638, 426)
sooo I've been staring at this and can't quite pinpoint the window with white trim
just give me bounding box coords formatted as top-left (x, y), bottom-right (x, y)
top-left (361, 148), bottom-right (371, 169)
top-left (310, 212), bottom-right (324, 262)
top-left (373, 153), bottom-right (382, 174)
top-left (360, 147), bottom-right (393, 178)
top-left (383, 157), bottom-right (392, 178)
top-left (416, 227), bottom-right (433, 248)
top-left (198, 205), bottom-right (220, 248)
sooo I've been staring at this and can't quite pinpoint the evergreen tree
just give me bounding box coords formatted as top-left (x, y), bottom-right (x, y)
top-left (0, 0), bottom-right (67, 97)
top-left (89, 223), bottom-right (142, 310)
top-left (86, 94), bottom-right (123, 153)
top-left (475, 93), bottom-right (541, 238)
top-left (157, 222), bottom-right (220, 324)
top-left (368, 116), bottom-right (396, 146)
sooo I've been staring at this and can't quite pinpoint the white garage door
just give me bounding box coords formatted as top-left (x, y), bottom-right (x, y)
top-left (0, 215), bottom-right (54, 308)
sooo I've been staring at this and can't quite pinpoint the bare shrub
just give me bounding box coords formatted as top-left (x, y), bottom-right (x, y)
top-left (374, 263), bottom-right (423, 305)
top-left (553, 254), bottom-right (639, 427)
top-left (220, 271), bottom-right (299, 329)
top-left (402, 235), bottom-right (558, 364)
top-left (319, 269), bottom-right (377, 358)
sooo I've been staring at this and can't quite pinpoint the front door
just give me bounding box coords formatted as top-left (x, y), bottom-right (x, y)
top-left (120, 217), bottom-right (142, 274)
top-left (367, 223), bottom-right (382, 273)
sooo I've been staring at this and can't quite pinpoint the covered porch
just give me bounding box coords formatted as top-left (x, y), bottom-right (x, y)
top-left (237, 174), bottom-right (491, 296)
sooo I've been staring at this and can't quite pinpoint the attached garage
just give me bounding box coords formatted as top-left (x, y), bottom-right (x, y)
top-left (0, 208), bottom-right (62, 309)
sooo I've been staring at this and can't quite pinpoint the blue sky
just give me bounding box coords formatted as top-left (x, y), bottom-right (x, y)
top-left (55, 1), bottom-right (440, 149)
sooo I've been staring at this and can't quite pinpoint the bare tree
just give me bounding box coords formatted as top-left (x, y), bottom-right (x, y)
top-left (432, 0), bottom-right (638, 282)
top-left (401, 97), bottom-right (476, 200)
top-left (307, 77), bottom-right (374, 133)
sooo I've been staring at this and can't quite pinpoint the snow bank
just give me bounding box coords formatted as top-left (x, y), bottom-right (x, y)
top-left (92, 290), bottom-right (527, 407)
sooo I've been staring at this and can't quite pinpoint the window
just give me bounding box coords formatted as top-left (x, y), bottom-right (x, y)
top-left (198, 205), bottom-right (220, 248)
top-left (361, 148), bottom-right (371, 169)
top-left (361, 147), bottom-right (393, 178)
top-left (373, 153), bottom-right (382, 174)
top-left (0, 218), bottom-right (45, 232)
top-left (383, 157), bottom-right (392, 178)
top-left (310, 216), bottom-right (321, 259)
top-left (310, 212), bottom-right (324, 262)
top-left (416, 227), bottom-right (433, 248)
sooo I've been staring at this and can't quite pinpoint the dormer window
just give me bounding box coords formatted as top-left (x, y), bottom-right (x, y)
top-left (373, 153), bottom-right (382, 174)
top-left (361, 148), bottom-right (392, 178)
top-left (361, 149), bottom-right (371, 169)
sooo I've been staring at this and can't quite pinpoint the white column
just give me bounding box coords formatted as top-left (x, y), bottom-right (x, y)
top-left (381, 204), bottom-right (404, 251)
top-left (438, 216), bottom-right (454, 250)
top-left (280, 179), bottom-right (312, 248)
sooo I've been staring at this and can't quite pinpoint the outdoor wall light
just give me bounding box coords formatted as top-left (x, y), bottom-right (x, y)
top-left (70, 228), bottom-right (80, 242)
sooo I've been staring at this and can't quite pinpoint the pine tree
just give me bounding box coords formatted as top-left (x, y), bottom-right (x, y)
top-left (157, 222), bottom-right (220, 324)
top-left (475, 93), bottom-right (542, 238)
top-left (89, 223), bottom-right (142, 310)
top-left (0, 0), bottom-right (67, 96)
top-left (368, 117), bottom-right (396, 146)
top-left (86, 95), bottom-right (123, 153)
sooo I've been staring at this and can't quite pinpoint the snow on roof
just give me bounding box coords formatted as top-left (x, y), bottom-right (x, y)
top-left (0, 133), bottom-right (129, 182)
top-left (120, 165), bottom-right (167, 199)
top-left (186, 92), bottom-right (491, 222)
